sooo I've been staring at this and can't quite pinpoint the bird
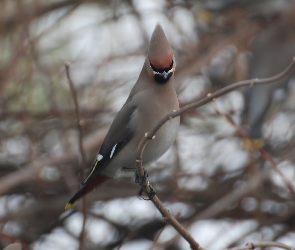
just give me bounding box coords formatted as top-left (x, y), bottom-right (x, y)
top-left (243, 16), bottom-right (295, 149)
top-left (65, 23), bottom-right (180, 209)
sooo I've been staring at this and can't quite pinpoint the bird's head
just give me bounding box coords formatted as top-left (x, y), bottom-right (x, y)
top-left (147, 23), bottom-right (175, 84)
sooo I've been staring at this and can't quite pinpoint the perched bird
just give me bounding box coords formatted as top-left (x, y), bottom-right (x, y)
top-left (244, 15), bottom-right (295, 147)
top-left (65, 24), bottom-right (180, 209)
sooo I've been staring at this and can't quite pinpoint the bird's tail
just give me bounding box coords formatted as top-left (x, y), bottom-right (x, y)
top-left (65, 175), bottom-right (111, 210)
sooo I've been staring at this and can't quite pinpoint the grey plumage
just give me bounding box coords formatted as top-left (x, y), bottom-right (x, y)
top-left (96, 60), bottom-right (179, 179)
top-left (66, 24), bottom-right (179, 209)
top-left (245, 17), bottom-right (295, 139)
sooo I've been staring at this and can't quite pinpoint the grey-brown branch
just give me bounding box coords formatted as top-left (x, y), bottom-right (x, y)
top-left (135, 57), bottom-right (295, 250)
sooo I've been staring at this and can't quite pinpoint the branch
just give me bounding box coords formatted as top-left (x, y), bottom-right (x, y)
top-left (226, 241), bottom-right (295, 250)
top-left (215, 108), bottom-right (295, 196)
top-left (195, 168), bottom-right (268, 220)
top-left (65, 63), bottom-right (87, 250)
top-left (0, 128), bottom-right (106, 196)
top-left (0, 231), bottom-right (31, 250)
top-left (0, 0), bottom-right (84, 35)
top-left (135, 58), bottom-right (295, 249)
top-left (65, 63), bottom-right (87, 178)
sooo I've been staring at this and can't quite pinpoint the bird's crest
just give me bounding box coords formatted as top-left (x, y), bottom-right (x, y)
top-left (148, 23), bottom-right (173, 70)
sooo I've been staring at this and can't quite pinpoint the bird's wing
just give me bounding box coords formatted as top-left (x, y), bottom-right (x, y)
top-left (83, 98), bottom-right (136, 183)
top-left (65, 98), bottom-right (137, 209)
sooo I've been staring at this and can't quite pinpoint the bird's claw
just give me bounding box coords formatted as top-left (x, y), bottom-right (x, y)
top-left (135, 169), bottom-right (148, 184)
top-left (137, 184), bottom-right (156, 200)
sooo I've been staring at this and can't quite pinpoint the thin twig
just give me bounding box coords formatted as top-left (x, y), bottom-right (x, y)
top-left (0, 0), bottom-right (83, 35)
top-left (215, 108), bottom-right (295, 196)
top-left (65, 63), bottom-right (87, 250)
top-left (135, 58), bottom-right (295, 250)
top-left (0, 128), bottom-right (107, 196)
top-left (195, 168), bottom-right (268, 220)
top-left (226, 241), bottom-right (295, 250)
top-left (0, 231), bottom-right (31, 250)
top-left (149, 224), bottom-right (167, 250)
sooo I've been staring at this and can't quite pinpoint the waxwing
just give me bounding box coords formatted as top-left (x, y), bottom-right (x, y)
top-left (244, 18), bottom-right (295, 142)
top-left (65, 23), bottom-right (180, 209)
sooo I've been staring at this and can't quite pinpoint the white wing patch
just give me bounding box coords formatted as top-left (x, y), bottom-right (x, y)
top-left (110, 144), bottom-right (117, 158)
top-left (97, 154), bottom-right (103, 161)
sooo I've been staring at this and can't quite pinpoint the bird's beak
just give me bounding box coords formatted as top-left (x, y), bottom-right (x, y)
top-left (161, 71), bottom-right (168, 79)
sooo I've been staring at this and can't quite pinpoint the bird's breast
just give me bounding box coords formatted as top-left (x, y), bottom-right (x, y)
top-left (142, 115), bottom-right (179, 165)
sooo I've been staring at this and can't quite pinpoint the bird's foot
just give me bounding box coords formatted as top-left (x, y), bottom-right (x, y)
top-left (138, 184), bottom-right (156, 200)
top-left (135, 169), bottom-right (157, 200)
top-left (135, 169), bottom-right (148, 184)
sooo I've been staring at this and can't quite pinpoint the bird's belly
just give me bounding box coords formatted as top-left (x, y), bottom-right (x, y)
top-left (142, 116), bottom-right (179, 165)
top-left (101, 116), bottom-right (179, 179)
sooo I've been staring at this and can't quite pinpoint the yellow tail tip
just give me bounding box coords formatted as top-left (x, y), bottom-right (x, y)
top-left (243, 138), bottom-right (263, 150)
top-left (65, 201), bottom-right (78, 210)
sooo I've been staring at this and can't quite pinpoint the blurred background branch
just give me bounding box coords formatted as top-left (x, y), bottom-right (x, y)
top-left (1, 0), bottom-right (295, 249)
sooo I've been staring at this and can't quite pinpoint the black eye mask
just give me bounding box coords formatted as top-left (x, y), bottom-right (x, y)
top-left (150, 60), bottom-right (174, 83)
